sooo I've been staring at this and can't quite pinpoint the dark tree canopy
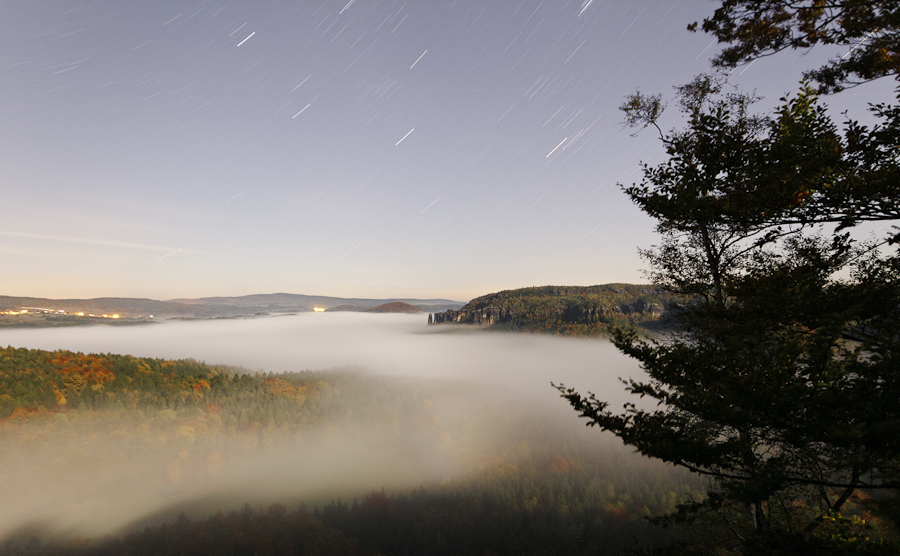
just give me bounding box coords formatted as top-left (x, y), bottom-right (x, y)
top-left (621, 74), bottom-right (900, 240)
top-left (559, 75), bottom-right (900, 545)
top-left (692, 0), bottom-right (900, 92)
top-left (556, 1), bottom-right (900, 550)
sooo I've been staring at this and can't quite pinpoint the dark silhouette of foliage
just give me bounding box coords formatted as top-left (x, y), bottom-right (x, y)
top-left (1, 504), bottom-right (362, 556)
top-left (558, 44), bottom-right (900, 553)
top-left (691, 0), bottom-right (900, 92)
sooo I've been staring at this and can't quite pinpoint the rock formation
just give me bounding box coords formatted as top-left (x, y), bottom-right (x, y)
top-left (430, 306), bottom-right (513, 326)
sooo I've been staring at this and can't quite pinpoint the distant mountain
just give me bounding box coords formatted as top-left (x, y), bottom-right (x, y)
top-left (0, 293), bottom-right (464, 326)
top-left (366, 301), bottom-right (423, 314)
top-left (428, 284), bottom-right (676, 336)
top-left (169, 293), bottom-right (462, 313)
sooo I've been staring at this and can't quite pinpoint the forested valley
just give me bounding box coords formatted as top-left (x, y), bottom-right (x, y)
top-left (0, 345), bottom-right (703, 555)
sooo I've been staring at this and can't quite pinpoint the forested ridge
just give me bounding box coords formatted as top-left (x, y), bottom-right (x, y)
top-left (1, 345), bottom-right (704, 555)
top-left (430, 284), bottom-right (675, 336)
top-left (1, 345), bottom-right (326, 421)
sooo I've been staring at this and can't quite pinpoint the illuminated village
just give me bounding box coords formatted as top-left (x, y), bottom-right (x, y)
top-left (0, 307), bottom-right (124, 319)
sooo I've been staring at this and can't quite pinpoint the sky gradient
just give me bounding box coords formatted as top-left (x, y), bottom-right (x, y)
top-left (1, 0), bottom-right (892, 301)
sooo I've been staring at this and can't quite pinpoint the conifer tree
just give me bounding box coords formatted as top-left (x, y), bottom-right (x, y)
top-left (558, 0), bottom-right (900, 544)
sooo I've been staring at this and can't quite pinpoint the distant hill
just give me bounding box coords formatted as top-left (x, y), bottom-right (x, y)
top-left (168, 293), bottom-right (462, 313)
top-left (324, 304), bottom-right (365, 312)
top-left (429, 284), bottom-right (676, 336)
top-left (366, 301), bottom-right (423, 314)
top-left (0, 296), bottom-right (203, 320)
top-left (0, 293), bottom-right (464, 327)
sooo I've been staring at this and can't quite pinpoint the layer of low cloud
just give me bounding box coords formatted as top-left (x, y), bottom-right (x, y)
top-left (1, 314), bottom-right (649, 539)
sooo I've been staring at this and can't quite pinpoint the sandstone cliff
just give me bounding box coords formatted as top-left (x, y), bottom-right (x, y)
top-left (430, 306), bottom-right (513, 325)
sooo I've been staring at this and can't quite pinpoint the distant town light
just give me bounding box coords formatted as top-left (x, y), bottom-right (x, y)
top-left (313, 307), bottom-right (326, 312)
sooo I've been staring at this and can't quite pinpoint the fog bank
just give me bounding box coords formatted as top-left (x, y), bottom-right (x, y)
top-left (1, 313), bottom-right (643, 405)
top-left (0, 314), bottom-right (654, 540)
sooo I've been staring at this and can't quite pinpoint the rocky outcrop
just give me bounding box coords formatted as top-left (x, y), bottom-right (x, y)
top-left (430, 306), bottom-right (513, 326)
top-left (621, 300), bottom-right (665, 316)
top-left (430, 301), bottom-right (668, 329)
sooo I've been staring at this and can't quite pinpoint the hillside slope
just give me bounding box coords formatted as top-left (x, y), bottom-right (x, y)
top-left (366, 301), bottom-right (423, 313)
top-left (429, 284), bottom-right (675, 335)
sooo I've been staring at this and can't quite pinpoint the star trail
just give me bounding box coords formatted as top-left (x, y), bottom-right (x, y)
top-left (0, 0), bottom-right (879, 300)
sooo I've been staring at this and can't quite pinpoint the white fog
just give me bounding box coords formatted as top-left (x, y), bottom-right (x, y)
top-left (0, 313), bottom-right (643, 404)
top-left (0, 314), bottom-right (663, 540)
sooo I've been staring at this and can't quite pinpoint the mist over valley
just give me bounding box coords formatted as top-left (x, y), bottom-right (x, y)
top-left (0, 314), bottom-right (699, 554)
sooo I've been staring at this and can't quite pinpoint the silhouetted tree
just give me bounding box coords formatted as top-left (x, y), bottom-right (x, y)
top-left (558, 37), bottom-right (900, 551)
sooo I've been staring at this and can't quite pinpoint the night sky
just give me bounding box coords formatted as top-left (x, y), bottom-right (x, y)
top-left (1, 1), bottom-right (890, 301)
